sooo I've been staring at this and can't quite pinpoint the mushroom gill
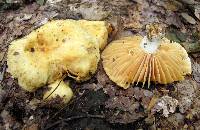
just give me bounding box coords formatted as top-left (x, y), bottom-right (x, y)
top-left (102, 35), bottom-right (191, 89)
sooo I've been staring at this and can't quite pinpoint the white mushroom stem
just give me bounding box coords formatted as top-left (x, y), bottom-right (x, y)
top-left (140, 36), bottom-right (161, 54)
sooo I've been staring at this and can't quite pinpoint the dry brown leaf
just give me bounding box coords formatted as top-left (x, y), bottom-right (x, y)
top-left (181, 13), bottom-right (196, 25)
top-left (147, 95), bottom-right (159, 111)
top-left (151, 95), bottom-right (178, 117)
top-left (192, 61), bottom-right (200, 83)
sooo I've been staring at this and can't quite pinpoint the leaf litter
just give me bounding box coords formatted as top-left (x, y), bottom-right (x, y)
top-left (0, 0), bottom-right (200, 129)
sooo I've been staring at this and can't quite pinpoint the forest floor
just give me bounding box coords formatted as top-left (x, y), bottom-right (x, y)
top-left (0, 0), bottom-right (200, 130)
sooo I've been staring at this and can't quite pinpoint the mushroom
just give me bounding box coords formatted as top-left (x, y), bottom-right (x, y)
top-left (7, 19), bottom-right (108, 91)
top-left (102, 35), bottom-right (191, 89)
top-left (43, 80), bottom-right (73, 104)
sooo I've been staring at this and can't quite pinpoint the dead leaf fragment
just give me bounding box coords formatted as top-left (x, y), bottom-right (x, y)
top-left (192, 61), bottom-right (200, 83)
top-left (70, 2), bottom-right (110, 20)
top-left (105, 97), bottom-right (145, 123)
top-left (180, 0), bottom-right (196, 5)
top-left (194, 5), bottom-right (200, 20)
top-left (181, 13), bottom-right (196, 24)
top-left (151, 95), bottom-right (178, 117)
top-left (23, 123), bottom-right (39, 130)
top-left (21, 14), bottom-right (33, 21)
top-left (175, 79), bottom-right (197, 113)
top-left (147, 95), bottom-right (159, 111)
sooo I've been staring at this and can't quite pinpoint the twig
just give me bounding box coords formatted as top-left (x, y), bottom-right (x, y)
top-left (48, 89), bottom-right (90, 120)
top-left (44, 75), bottom-right (66, 100)
top-left (63, 114), bottom-right (105, 122)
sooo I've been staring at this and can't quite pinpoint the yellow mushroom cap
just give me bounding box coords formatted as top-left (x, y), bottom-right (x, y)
top-left (43, 80), bottom-right (73, 104)
top-left (102, 35), bottom-right (191, 89)
top-left (7, 20), bottom-right (108, 92)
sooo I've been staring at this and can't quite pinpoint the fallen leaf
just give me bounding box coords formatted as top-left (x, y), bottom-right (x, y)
top-left (156, 113), bottom-right (185, 129)
top-left (69, 2), bottom-right (110, 20)
top-left (162, 0), bottom-right (183, 11)
top-left (0, 63), bottom-right (6, 82)
top-left (165, 31), bottom-right (181, 43)
top-left (180, 42), bottom-right (200, 53)
top-left (147, 95), bottom-right (159, 111)
top-left (23, 123), bottom-right (39, 130)
top-left (180, 0), bottom-right (196, 5)
top-left (105, 97), bottom-right (145, 123)
top-left (181, 13), bottom-right (196, 25)
top-left (175, 79), bottom-right (197, 113)
top-left (151, 95), bottom-right (178, 117)
top-left (166, 12), bottom-right (183, 28)
top-left (21, 14), bottom-right (32, 21)
top-left (0, 51), bottom-right (5, 61)
top-left (194, 5), bottom-right (200, 20)
top-left (36, 0), bottom-right (45, 5)
top-left (192, 61), bottom-right (200, 83)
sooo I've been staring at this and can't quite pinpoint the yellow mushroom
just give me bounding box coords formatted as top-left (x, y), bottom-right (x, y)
top-left (102, 35), bottom-right (191, 89)
top-left (7, 19), bottom-right (108, 92)
top-left (43, 80), bottom-right (73, 104)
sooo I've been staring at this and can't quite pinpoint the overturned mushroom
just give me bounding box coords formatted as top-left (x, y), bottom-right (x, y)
top-left (7, 20), bottom-right (108, 91)
top-left (102, 35), bottom-right (191, 89)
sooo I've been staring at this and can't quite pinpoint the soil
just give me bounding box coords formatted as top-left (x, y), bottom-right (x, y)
top-left (0, 0), bottom-right (200, 130)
